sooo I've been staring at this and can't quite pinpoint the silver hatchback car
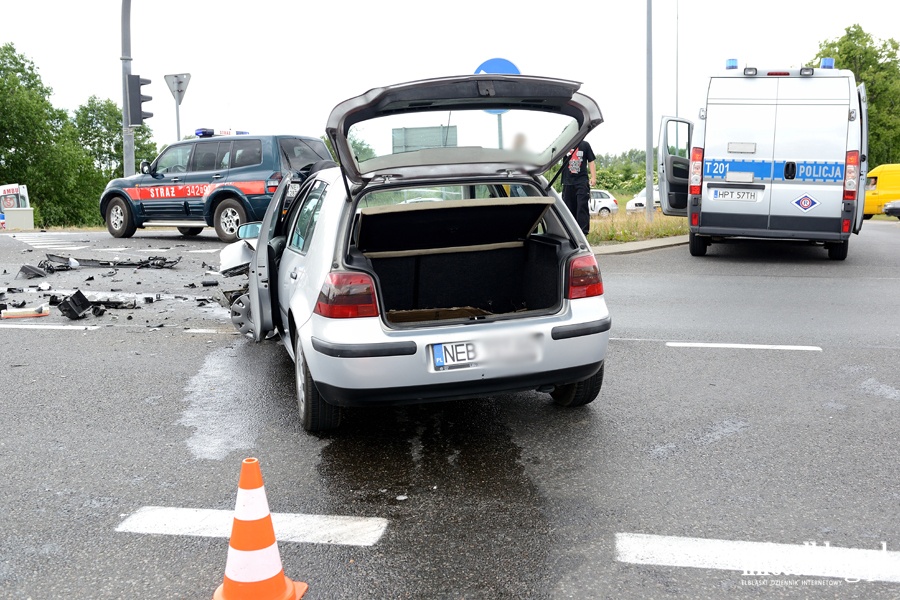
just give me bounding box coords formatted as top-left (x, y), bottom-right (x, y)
top-left (221, 75), bottom-right (611, 431)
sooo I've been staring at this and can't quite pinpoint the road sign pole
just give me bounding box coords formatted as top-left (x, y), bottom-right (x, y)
top-left (497, 114), bottom-right (503, 150)
top-left (164, 74), bottom-right (191, 141)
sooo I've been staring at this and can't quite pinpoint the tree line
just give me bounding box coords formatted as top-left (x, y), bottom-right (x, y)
top-left (2, 24), bottom-right (898, 227)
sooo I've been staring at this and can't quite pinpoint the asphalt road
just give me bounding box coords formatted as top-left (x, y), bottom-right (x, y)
top-left (1, 224), bottom-right (899, 599)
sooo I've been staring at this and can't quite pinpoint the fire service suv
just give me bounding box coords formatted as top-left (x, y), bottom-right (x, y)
top-left (657, 58), bottom-right (868, 260)
top-left (100, 131), bottom-right (332, 242)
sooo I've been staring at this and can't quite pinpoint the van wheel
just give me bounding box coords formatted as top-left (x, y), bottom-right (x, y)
top-left (106, 197), bottom-right (137, 238)
top-left (214, 198), bottom-right (247, 242)
top-left (295, 336), bottom-right (341, 432)
top-left (177, 227), bottom-right (204, 236)
top-left (827, 240), bottom-right (849, 261)
top-left (551, 363), bottom-right (604, 407)
top-left (689, 232), bottom-right (708, 257)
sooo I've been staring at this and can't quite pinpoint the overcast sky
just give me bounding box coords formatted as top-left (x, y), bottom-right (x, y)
top-left (2, 1), bottom-right (896, 158)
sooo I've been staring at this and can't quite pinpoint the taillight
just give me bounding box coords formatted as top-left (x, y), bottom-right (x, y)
top-left (842, 219), bottom-right (851, 233)
top-left (613, 199), bottom-right (618, 205)
top-left (691, 212), bottom-right (699, 226)
top-left (567, 255), bottom-right (604, 299)
top-left (689, 147), bottom-right (704, 195)
top-left (266, 171), bottom-right (283, 193)
top-left (314, 272), bottom-right (379, 318)
top-left (843, 151), bottom-right (859, 200)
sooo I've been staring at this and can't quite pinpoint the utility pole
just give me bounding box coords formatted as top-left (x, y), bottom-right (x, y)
top-left (644, 0), bottom-right (654, 221)
top-left (121, 0), bottom-right (135, 176)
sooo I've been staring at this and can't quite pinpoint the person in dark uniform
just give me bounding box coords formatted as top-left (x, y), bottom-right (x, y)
top-left (561, 140), bottom-right (597, 235)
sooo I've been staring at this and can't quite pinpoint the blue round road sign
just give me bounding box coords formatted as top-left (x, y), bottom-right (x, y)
top-left (475, 58), bottom-right (520, 115)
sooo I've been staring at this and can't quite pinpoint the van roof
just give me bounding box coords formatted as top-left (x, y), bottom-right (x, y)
top-left (868, 164), bottom-right (900, 174)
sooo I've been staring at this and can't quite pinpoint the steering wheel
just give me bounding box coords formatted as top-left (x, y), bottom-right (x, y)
top-left (171, 164), bottom-right (186, 173)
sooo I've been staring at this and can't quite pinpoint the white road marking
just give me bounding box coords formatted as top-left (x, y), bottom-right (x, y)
top-left (0, 323), bottom-right (100, 331)
top-left (666, 342), bottom-right (822, 352)
top-left (615, 533), bottom-right (900, 583)
top-left (116, 506), bottom-right (389, 547)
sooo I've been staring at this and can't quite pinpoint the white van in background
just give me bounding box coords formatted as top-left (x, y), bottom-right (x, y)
top-left (658, 58), bottom-right (868, 260)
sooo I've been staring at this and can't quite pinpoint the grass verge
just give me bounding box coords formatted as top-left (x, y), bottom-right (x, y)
top-left (588, 211), bottom-right (689, 244)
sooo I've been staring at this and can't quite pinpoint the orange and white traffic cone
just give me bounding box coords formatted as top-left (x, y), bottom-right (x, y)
top-left (213, 457), bottom-right (308, 600)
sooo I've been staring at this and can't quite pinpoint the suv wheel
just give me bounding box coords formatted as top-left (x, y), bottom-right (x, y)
top-left (295, 336), bottom-right (341, 432)
top-left (214, 198), bottom-right (247, 242)
top-left (106, 197), bottom-right (137, 238)
top-left (551, 363), bottom-right (604, 407)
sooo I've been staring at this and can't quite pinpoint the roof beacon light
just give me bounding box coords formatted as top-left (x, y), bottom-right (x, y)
top-left (195, 128), bottom-right (215, 138)
top-left (820, 57), bottom-right (835, 69)
top-left (726, 59), bottom-right (738, 70)
top-left (800, 66), bottom-right (815, 76)
top-left (744, 67), bottom-right (758, 76)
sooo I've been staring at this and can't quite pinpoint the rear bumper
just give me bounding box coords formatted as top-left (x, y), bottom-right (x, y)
top-left (315, 360), bottom-right (604, 407)
top-left (692, 212), bottom-right (849, 241)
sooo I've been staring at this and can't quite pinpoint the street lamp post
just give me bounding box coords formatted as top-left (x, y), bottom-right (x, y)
top-left (121, 0), bottom-right (135, 176)
top-left (644, 0), bottom-right (654, 221)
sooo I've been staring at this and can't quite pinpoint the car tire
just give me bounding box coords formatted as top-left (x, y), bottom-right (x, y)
top-left (214, 198), bottom-right (247, 242)
top-left (229, 293), bottom-right (254, 336)
top-left (177, 227), bottom-right (204, 236)
top-left (599, 207), bottom-right (611, 217)
top-left (689, 231), bottom-right (708, 257)
top-left (551, 363), bottom-right (604, 407)
top-left (827, 239), bottom-right (849, 261)
top-left (295, 336), bottom-right (341, 432)
top-left (863, 214), bottom-right (873, 220)
top-left (106, 197), bottom-right (137, 238)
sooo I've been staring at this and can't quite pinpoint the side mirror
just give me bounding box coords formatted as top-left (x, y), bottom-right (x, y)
top-left (140, 160), bottom-right (152, 175)
top-left (237, 222), bottom-right (262, 240)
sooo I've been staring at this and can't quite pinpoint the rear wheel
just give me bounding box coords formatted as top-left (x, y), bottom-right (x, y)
top-left (214, 198), bottom-right (247, 242)
top-left (106, 197), bottom-right (137, 238)
top-left (551, 363), bottom-right (604, 407)
top-left (177, 226), bottom-right (204, 236)
top-left (827, 239), bottom-right (849, 261)
top-left (689, 231), bottom-right (708, 257)
top-left (599, 207), bottom-right (611, 217)
top-left (863, 214), bottom-right (874, 220)
top-left (295, 336), bottom-right (341, 432)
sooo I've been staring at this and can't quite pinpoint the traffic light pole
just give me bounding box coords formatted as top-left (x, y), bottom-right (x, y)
top-left (121, 0), bottom-right (135, 176)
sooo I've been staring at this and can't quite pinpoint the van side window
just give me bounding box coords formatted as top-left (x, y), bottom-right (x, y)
top-left (232, 140), bottom-right (263, 168)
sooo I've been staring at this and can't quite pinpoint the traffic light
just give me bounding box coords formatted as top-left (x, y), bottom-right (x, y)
top-left (127, 74), bottom-right (153, 126)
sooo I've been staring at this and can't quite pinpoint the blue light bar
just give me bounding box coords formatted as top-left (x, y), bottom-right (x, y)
top-left (820, 57), bottom-right (835, 69)
top-left (195, 128), bottom-right (215, 137)
top-left (726, 59), bottom-right (738, 70)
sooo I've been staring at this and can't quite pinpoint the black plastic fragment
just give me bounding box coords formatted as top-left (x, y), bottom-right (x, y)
top-left (58, 290), bottom-right (93, 320)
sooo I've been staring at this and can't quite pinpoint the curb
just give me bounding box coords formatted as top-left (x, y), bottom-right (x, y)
top-left (591, 235), bottom-right (690, 256)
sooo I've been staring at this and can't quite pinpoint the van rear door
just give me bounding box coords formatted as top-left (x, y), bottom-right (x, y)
top-left (701, 77), bottom-right (777, 231)
top-left (854, 83), bottom-right (868, 233)
top-left (657, 117), bottom-right (692, 217)
top-left (768, 77), bottom-right (849, 236)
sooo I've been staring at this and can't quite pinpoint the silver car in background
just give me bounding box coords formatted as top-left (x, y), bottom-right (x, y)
top-left (221, 75), bottom-right (611, 431)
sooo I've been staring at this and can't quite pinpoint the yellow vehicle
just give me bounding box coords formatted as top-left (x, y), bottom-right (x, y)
top-left (864, 164), bottom-right (900, 218)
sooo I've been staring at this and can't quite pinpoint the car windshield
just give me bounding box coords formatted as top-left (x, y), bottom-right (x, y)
top-left (348, 108), bottom-right (577, 171)
top-left (357, 183), bottom-right (542, 210)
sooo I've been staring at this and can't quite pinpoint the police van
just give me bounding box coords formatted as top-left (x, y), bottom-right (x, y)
top-left (658, 58), bottom-right (868, 260)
